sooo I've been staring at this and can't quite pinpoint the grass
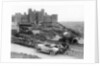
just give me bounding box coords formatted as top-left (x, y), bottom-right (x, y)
top-left (11, 22), bottom-right (84, 59)
top-left (66, 44), bottom-right (84, 59)
top-left (11, 52), bottom-right (40, 59)
top-left (60, 22), bottom-right (84, 37)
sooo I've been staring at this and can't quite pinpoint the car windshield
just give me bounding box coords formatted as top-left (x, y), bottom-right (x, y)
top-left (45, 43), bottom-right (58, 48)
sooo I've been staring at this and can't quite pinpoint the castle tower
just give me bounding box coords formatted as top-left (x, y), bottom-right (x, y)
top-left (51, 14), bottom-right (58, 22)
top-left (28, 8), bottom-right (36, 24)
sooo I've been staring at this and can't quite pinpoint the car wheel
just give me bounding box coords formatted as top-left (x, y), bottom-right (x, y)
top-left (37, 48), bottom-right (41, 51)
top-left (55, 51), bottom-right (58, 55)
top-left (49, 51), bottom-right (56, 55)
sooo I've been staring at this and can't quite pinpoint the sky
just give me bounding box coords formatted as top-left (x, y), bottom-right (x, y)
top-left (8, 1), bottom-right (84, 22)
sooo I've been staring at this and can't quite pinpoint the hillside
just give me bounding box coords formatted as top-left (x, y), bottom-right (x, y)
top-left (59, 22), bottom-right (84, 38)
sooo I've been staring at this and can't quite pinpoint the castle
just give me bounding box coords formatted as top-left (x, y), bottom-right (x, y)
top-left (12, 9), bottom-right (58, 25)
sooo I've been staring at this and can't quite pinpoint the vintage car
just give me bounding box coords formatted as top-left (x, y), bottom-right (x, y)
top-left (36, 43), bottom-right (59, 55)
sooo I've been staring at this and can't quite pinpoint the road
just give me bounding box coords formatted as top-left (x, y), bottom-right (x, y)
top-left (11, 44), bottom-right (76, 59)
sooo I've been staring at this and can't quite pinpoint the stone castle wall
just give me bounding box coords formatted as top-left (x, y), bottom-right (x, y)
top-left (12, 9), bottom-right (58, 25)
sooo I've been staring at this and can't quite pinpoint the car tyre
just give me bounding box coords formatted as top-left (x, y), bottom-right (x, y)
top-left (49, 51), bottom-right (56, 55)
top-left (37, 48), bottom-right (41, 51)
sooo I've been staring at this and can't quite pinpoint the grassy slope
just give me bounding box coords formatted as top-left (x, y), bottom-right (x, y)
top-left (59, 22), bottom-right (84, 37)
top-left (12, 22), bottom-right (84, 59)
